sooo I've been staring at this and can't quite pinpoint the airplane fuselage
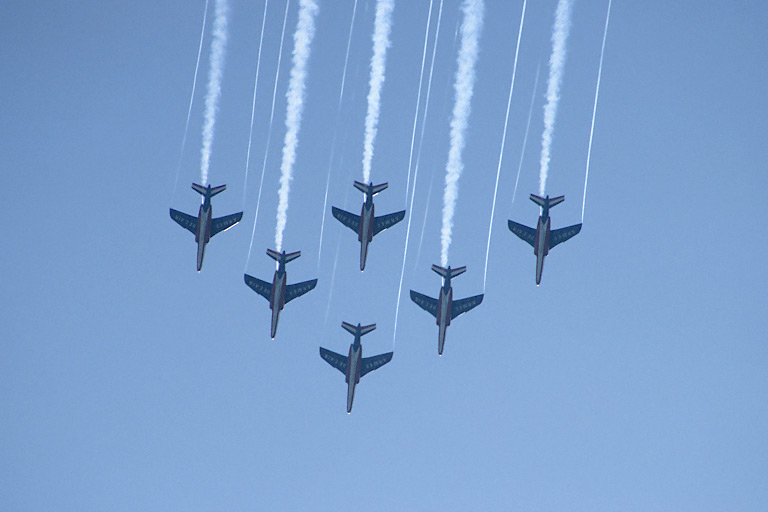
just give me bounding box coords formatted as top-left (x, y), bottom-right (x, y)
top-left (345, 342), bottom-right (362, 413)
top-left (195, 203), bottom-right (213, 271)
top-left (269, 268), bottom-right (287, 338)
top-left (436, 285), bottom-right (453, 356)
top-left (533, 215), bottom-right (551, 285)
top-left (357, 201), bottom-right (375, 270)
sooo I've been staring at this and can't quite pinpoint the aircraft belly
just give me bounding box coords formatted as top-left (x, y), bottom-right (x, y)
top-left (196, 240), bottom-right (206, 271)
top-left (438, 321), bottom-right (447, 355)
top-left (270, 306), bottom-right (280, 338)
top-left (360, 238), bottom-right (369, 271)
top-left (536, 253), bottom-right (544, 285)
top-left (347, 380), bottom-right (356, 413)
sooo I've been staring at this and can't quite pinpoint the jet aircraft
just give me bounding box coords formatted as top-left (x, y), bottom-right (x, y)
top-left (319, 322), bottom-right (393, 413)
top-left (169, 183), bottom-right (243, 271)
top-left (508, 194), bottom-right (582, 285)
top-left (244, 249), bottom-right (317, 339)
top-left (331, 181), bottom-right (405, 271)
top-left (410, 265), bottom-right (484, 356)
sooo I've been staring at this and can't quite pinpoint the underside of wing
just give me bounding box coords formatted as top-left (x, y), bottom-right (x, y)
top-left (332, 207), bottom-right (361, 233)
top-left (244, 274), bottom-right (272, 301)
top-left (410, 290), bottom-right (438, 318)
top-left (320, 347), bottom-right (348, 375)
top-left (170, 209), bottom-right (198, 235)
top-left (508, 220), bottom-right (536, 247)
top-left (211, 211), bottom-right (243, 236)
top-left (373, 210), bottom-right (405, 236)
top-left (451, 294), bottom-right (484, 320)
top-left (285, 279), bottom-right (318, 304)
top-left (360, 352), bottom-right (393, 378)
top-left (549, 223), bottom-right (582, 249)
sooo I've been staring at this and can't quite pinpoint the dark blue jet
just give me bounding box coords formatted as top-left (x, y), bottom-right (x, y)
top-left (170, 183), bottom-right (243, 271)
top-left (508, 194), bottom-right (582, 285)
top-left (332, 181), bottom-right (405, 271)
top-left (244, 249), bottom-right (317, 339)
top-left (410, 265), bottom-right (484, 355)
top-left (320, 322), bottom-right (393, 413)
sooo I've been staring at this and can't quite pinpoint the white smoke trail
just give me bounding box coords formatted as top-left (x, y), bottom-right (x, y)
top-left (440, 0), bottom-right (484, 267)
top-left (275, 0), bottom-right (319, 252)
top-left (403, 0), bottom-right (434, 205)
top-left (511, 65), bottom-right (541, 212)
top-left (245, 0), bottom-right (291, 271)
top-left (582, 0), bottom-right (612, 222)
top-left (242, 0), bottom-right (270, 208)
top-left (361, 0), bottom-right (395, 184)
top-left (317, 0), bottom-right (359, 271)
top-left (538, 0), bottom-right (573, 196)
top-left (172, 0), bottom-right (209, 199)
top-left (482, 0), bottom-right (527, 291)
top-left (200, 0), bottom-right (229, 187)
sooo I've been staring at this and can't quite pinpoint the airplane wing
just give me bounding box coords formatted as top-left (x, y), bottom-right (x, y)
top-left (332, 207), bottom-right (360, 233)
top-left (243, 274), bottom-right (272, 301)
top-left (170, 209), bottom-right (198, 235)
top-left (360, 352), bottom-right (393, 378)
top-left (285, 279), bottom-right (318, 304)
top-left (211, 212), bottom-right (243, 237)
top-left (451, 294), bottom-right (484, 320)
top-left (410, 290), bottom-right (438, 318)
top-left (319, 347), bottom-right (348, 375)
top-left (549, 223), bottom-right (582, 249)
top-left (372, 210), bottom-right (406, 236)
top-left (508, 220), bottom-right (536, 247)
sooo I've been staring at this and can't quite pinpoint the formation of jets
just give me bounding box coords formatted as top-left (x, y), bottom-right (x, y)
top-left (170, 180), bottom-right (582, 412)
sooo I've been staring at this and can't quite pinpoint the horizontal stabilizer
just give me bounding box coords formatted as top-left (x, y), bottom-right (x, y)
top-left (192, 183), bottom-right (226, 198)
top-left (431, 264), bottom-right (466, 279)
top-left (354, 181), bottom-right (388, 196)
top-left (530, 193), bottom-right (564, 208)
top-left (266, 249), bottom-right (301, 263)
top-left (342, 322), bottom-right (376, 336)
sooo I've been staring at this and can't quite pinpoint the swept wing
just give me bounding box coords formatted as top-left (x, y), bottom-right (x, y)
top-left (373, 210), bottom-right (406, 236)
top-left (320, 347), bottom-right (348, 375)
top-left (244, 274), bottom-right (272, 301)
top-left (285, 279), bottom-right (318, 304)
top-left (410, 290), bottom-right (438, 318)
top-left (332, 207), bottom-right (360, 233)
top-left (549, 223), bottom-right (582, 249)
top-left (451, 294), bottom-right (484, 320)
top-left (211, 212), bottom-right (243, 237)
top-left (170, 209), bottom-right (198, 235)
top-left (360, 352), bottom-right (393, 377)
top-left (508, 220), bottom-right (536, 247)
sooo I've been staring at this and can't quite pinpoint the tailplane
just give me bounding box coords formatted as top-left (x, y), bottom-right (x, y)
top-left (431, 264), bottom-right (467, 279)
top-left (192, 183), bottom-right (227, 198)
top-left (354, 181), bottom-right (388, 197)
top-left (266, 249), bottom-right (301, 264)
top-left (530, 194), bottom-right (565, 208)
top-left (342, 322), bottom-right (376, 336)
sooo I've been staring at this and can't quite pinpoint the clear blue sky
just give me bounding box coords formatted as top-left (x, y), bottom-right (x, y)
top-left (3, 0), bottom-right (767, 510)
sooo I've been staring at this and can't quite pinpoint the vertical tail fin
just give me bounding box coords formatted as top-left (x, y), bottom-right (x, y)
top-left (431, 264), bottom-right (467, 279)
top-left (192, 183), bottom-right (227, 198)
